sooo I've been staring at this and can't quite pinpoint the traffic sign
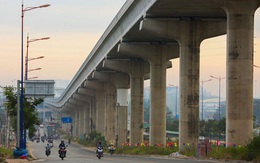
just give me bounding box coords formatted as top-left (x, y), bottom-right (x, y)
top-left (62, 117), bottom-right (72, 123)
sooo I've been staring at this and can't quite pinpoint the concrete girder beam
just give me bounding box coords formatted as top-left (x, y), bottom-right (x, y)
top-left (77, 87), bottom-right (95, 97)
top-left (103, 59), bottom-right (150, 76)
top-left (84, 80), bottom-right (103, 90)
top-left (214, 0), bottom-right (260, 12)
top-left (69, 98), bottom-right (86, 111)
top-left (73, 93), bottom-right (92, 104)
top-left (90, 71), bottom-right (130, 89)
top-left (118, 43), bottom-right (179, 61)
top-left (140, 18), bottom-right (226, 44)
top-left (102, 59), bottom-right (172, 80)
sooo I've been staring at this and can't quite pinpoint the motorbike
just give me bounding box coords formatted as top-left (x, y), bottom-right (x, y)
top-left (59, 146), bottom-right (67, 160)
top-left (96, 146), bottom-right (103, 159)
top-left (108, 146), bottom-right (115, 155)
top-left (45, 146), bottom-right (51, 157)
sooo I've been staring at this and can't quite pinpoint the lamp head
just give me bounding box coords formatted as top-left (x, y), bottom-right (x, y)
top-left (39, 4), bottom-right (51, 8)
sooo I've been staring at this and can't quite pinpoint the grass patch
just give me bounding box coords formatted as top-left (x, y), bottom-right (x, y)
top-left (208, 145), bottom-right (248, 160)
top-left (0, 147), bottom-right (13, 158)
top-left (207, 136), bottom-right (260, 162)
top-left (115, 145), bottom-right (178, 155)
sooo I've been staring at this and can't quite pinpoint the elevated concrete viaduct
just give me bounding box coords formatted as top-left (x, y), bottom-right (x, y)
top-left (45, 0), bottom-right (260, 149)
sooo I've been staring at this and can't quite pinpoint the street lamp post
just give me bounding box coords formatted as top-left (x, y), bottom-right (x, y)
top-left (20, 0), bottom-right (50, 150)
top-left (25, 34), bottom-right (49, 81)
top-left (210, 75), bottom-right (226, 120)
top-left (200, 79), bottom-right (212, 120)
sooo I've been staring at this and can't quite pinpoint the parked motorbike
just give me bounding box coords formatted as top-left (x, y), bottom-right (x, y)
top-left (59, 146), bottom-right (67, 160)
top-left (45, 145), bottom-right (51, 157)
top-left (96, 146), bottom-right (103, 159)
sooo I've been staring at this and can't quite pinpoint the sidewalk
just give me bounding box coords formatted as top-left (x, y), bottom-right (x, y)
top-left (5, 158), bottom-right (29, 163)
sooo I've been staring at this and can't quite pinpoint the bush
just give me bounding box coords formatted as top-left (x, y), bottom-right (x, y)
top-left (179, 146), bottom-right (196, 157)
top-left (77, 131), bottom-right (106, 147)
top-left (245, 135), bottom-right (260, 161)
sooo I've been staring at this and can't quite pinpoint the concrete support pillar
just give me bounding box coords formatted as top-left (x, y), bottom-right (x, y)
top-left (83, 81), bottom-right (107, 136)
top-left (70, 109), bottom-right (76, 136)
top-left (85, 104), bottom-right (90, 134)
top-left (116, 89), bottom-right (128, 146)
top-left (75, 110), bottom-right (79, 136)
top-left (129, 62), bottom-right (145, 145)
top-left (77, 86), bottom-right (96, 135)
top-left (149, 51), bottom-right (168, 146)
top-left (90, 96), bottom-right (96, 132)
top-left (103, 59), bottom-right (149, 145)
top-left (62, 112), bottom-right (69, 133)
top-left (104, 83), bottom-right (117, 141)
top-left (79, 107), bottom-right (85, 136)
top-left (223, 1), bottom-right (259, 146)
top-left (95, 90), bottom-right (106, 134)
top-left (116, 43), bottom-right (176, 146)
top-left (82, 105), bottom-right (87, 134)
top-left (69, 98), bottom-right (84, 136)
top-left (89, 72), bottom-right (130, 144)
top-left (140, 18), bottom-right (225, 148)
top-left (178, 21), bottom-right (201, 148)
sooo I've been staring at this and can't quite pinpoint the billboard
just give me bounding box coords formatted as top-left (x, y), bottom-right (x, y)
top-left (25, 80), bottom-right (55, 98)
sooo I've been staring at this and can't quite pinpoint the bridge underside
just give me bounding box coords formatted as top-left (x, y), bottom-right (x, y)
top-left (45, 0), bottom-right (260, 149)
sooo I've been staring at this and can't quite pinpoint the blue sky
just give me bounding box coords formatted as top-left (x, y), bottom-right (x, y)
top-left (0, 0), bottom-right (260, 98)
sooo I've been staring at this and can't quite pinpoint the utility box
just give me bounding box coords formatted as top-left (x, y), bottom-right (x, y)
top-left (197, 139), bottom-right (212, 158)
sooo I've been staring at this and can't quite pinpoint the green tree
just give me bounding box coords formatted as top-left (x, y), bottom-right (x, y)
top-left (200, 117), bottom-right (226, 140)
top-left (3, 86), bottom-right (42, 138)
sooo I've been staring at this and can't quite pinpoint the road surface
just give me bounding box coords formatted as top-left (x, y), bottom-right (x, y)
top-left (27, 139), bottom-right (222, 163)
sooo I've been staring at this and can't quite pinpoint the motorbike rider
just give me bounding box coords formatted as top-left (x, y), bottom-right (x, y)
top-left (58, 140), bottom-right (67, 155)
top-left (46, 143), bottom-right (51, 149)
top-left (108, 143), bottom-right (115, 150)
top-left (96, 141), bottom-right (103, 156)
top-left (45, 143), bottom-right (51, 156)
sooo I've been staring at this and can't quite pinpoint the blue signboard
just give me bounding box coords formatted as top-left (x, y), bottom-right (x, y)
top-left (62, 117), bottom-right (72, 123)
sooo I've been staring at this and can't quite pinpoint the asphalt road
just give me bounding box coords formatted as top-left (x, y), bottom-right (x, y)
top-left (27, 138), bottom-right (223, 163)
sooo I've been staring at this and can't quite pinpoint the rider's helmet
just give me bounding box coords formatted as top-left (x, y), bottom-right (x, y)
top-left (61, 140), bottom-right (64, 144)
top-left (98, 141), bottom-right (102, 145)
